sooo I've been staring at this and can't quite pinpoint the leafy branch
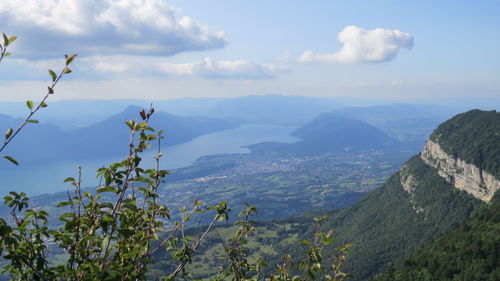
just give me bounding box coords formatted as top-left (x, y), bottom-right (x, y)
top-left (0, 33), bottom-right (17, 63)
top-left (0, 33), bottom-right (77, 165)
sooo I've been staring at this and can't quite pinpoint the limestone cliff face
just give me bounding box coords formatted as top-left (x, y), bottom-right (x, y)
top-left (399, 163), bottom-right (424, 213)
top-left (420, 140), bottom-right (500, 202)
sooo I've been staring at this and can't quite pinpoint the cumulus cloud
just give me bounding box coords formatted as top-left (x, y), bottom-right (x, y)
top-left (0, 0), bottom-right (226, 58)
top-left (88, 57), bottom-right (286, 79)
top-left (299, 25), bottom-right (413, 64)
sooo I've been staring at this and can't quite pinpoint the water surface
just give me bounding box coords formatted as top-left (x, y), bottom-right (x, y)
top-left (0, 124), bottom-right (298, 196)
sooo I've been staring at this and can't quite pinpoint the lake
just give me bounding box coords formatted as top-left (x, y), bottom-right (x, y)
top-left (0, 124), bottom-right (299, 196)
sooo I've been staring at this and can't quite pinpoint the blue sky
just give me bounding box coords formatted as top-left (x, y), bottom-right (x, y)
top-left (0, 0), bottom-right (499, 102)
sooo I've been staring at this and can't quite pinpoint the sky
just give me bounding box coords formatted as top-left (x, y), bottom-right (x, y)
top-left (0, 0), bottom-right (499, 102)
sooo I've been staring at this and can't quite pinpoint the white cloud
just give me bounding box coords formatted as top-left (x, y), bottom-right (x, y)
top-left (299, 25), bottom-right (413, 64)
top-left (0, 0), bottom-right (226, 59)
top-left (0, 55), bottom-right (287, 80)
top-left (85, 57), bottom-right (286, 79)
top-left (158, 58), bottom-right (286, 79)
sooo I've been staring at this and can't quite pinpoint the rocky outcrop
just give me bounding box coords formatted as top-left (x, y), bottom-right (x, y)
top-left (399, 164), bottom-right (424, 213)
top-left (400, 164), bottom-right (417, 194)
top-left (421, 140), bottom-right (500, 202)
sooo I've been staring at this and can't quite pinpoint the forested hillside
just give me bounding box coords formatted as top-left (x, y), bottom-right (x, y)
top-left (300, 156), bottom-right (483, 280)
top-left (373, 193), bottom-right (500, 281)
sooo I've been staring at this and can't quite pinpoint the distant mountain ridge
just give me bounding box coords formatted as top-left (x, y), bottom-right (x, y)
top-left (326, 103), bottom-right (461, 144)
top-left (207, 94), bottom-right (341, 125)
top-left (0, 106), bottom-right (242, 164)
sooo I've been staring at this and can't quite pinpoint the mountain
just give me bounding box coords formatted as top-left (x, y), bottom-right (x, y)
top-left (249, 115), bottom-right (399, 155)
top-left (66, 105), bottom-right (243, 158)
top-left (328, 103), bottom-right (461, 143)
top-left (0, 95), bottom-right (341, 130)
top-left (427, 109), bottom-right (500, 182)
top-left (208, 94), bottom-right (341, 125)
top-left (373, 192), bottom-right (500, 281)
top-left (0, 114), bottom-right (67, 163)
top-left (0, 98), bottom-right (225, 130)
top-left (313, 156), bottom-right (483, 280)
top-left (0, 106), bottom-right (242, 164)
top-left (290, 115), bottom-right (397, 152)
top-left (303, 109), bottom-right (500, 280)
top-left (0, 99), bottom-right (147, 130)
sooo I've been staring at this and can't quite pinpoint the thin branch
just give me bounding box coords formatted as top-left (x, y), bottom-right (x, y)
top-left (169, 214), bottom-right (219, 279)
top-left (0, 65), bottom-right (69, 154)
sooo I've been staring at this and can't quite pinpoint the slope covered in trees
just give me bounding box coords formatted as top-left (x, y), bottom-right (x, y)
top-left (373, 192), bottom-right (500, 281)
top-left (309, 156), bottom-right (483, 280)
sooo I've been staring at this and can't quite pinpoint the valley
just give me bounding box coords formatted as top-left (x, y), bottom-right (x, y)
top-left (0, 97), bottom-right (498, 281)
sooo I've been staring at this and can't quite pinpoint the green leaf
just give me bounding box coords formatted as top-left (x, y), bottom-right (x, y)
top-left (63, 67), bottom-right (71, 74)
top-left (63, 177), bottom-right (75, 183)
top-left (48, 69), bottom-right (57, 82)
top-left (2, 33), bottom-right (8, 46)
top-left (48, 87), bottom-right (54, 94)
top-left (3, 155), bottom-right (18, 165)
top-left (26, 100), bottom-right (34, 111)
top-left (125, 120), bottom-right (135, 130)
top-left (3, 52), bottom-right (11, 57)
top-left (65, 53), bottom-right (77, 65)
top-left (97, 186), bottom-right (117, 193)
top-left (99, 202), bottom-right (114, 209)
top-left (322, 237), bottom-right (334, 245)
top-left (40, 101), bottom-right (48, 108)
top-left (56, 201), bottom-right (72, 208)
top-left (5, 128), bottom-right (12, 140)
top-left (7, 36), bottom-right (17, 45)
top-left (27, 119), bottom-right (39, 123)
top-left (59, 212), bottom-right (74, 220)
top-left (101, 237), bottom-right (110, 250)
top-left (314, 252), bottom-right (322, 263)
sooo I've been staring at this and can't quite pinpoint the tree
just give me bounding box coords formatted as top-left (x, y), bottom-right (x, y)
top-left (0, 33), bottom-right (350, 281)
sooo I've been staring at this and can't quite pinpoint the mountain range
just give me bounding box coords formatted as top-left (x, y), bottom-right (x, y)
top-left (0, 105), bottom-right (242, 164)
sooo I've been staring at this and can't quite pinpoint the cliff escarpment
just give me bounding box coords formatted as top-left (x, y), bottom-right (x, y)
top-left (420, 109), bottom-right (500, 202)
top-left (421, 140), bottom-right (500, 202)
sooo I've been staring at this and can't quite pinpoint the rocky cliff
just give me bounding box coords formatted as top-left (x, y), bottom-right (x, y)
top-left (421, 139), bottom-right (500, 202)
